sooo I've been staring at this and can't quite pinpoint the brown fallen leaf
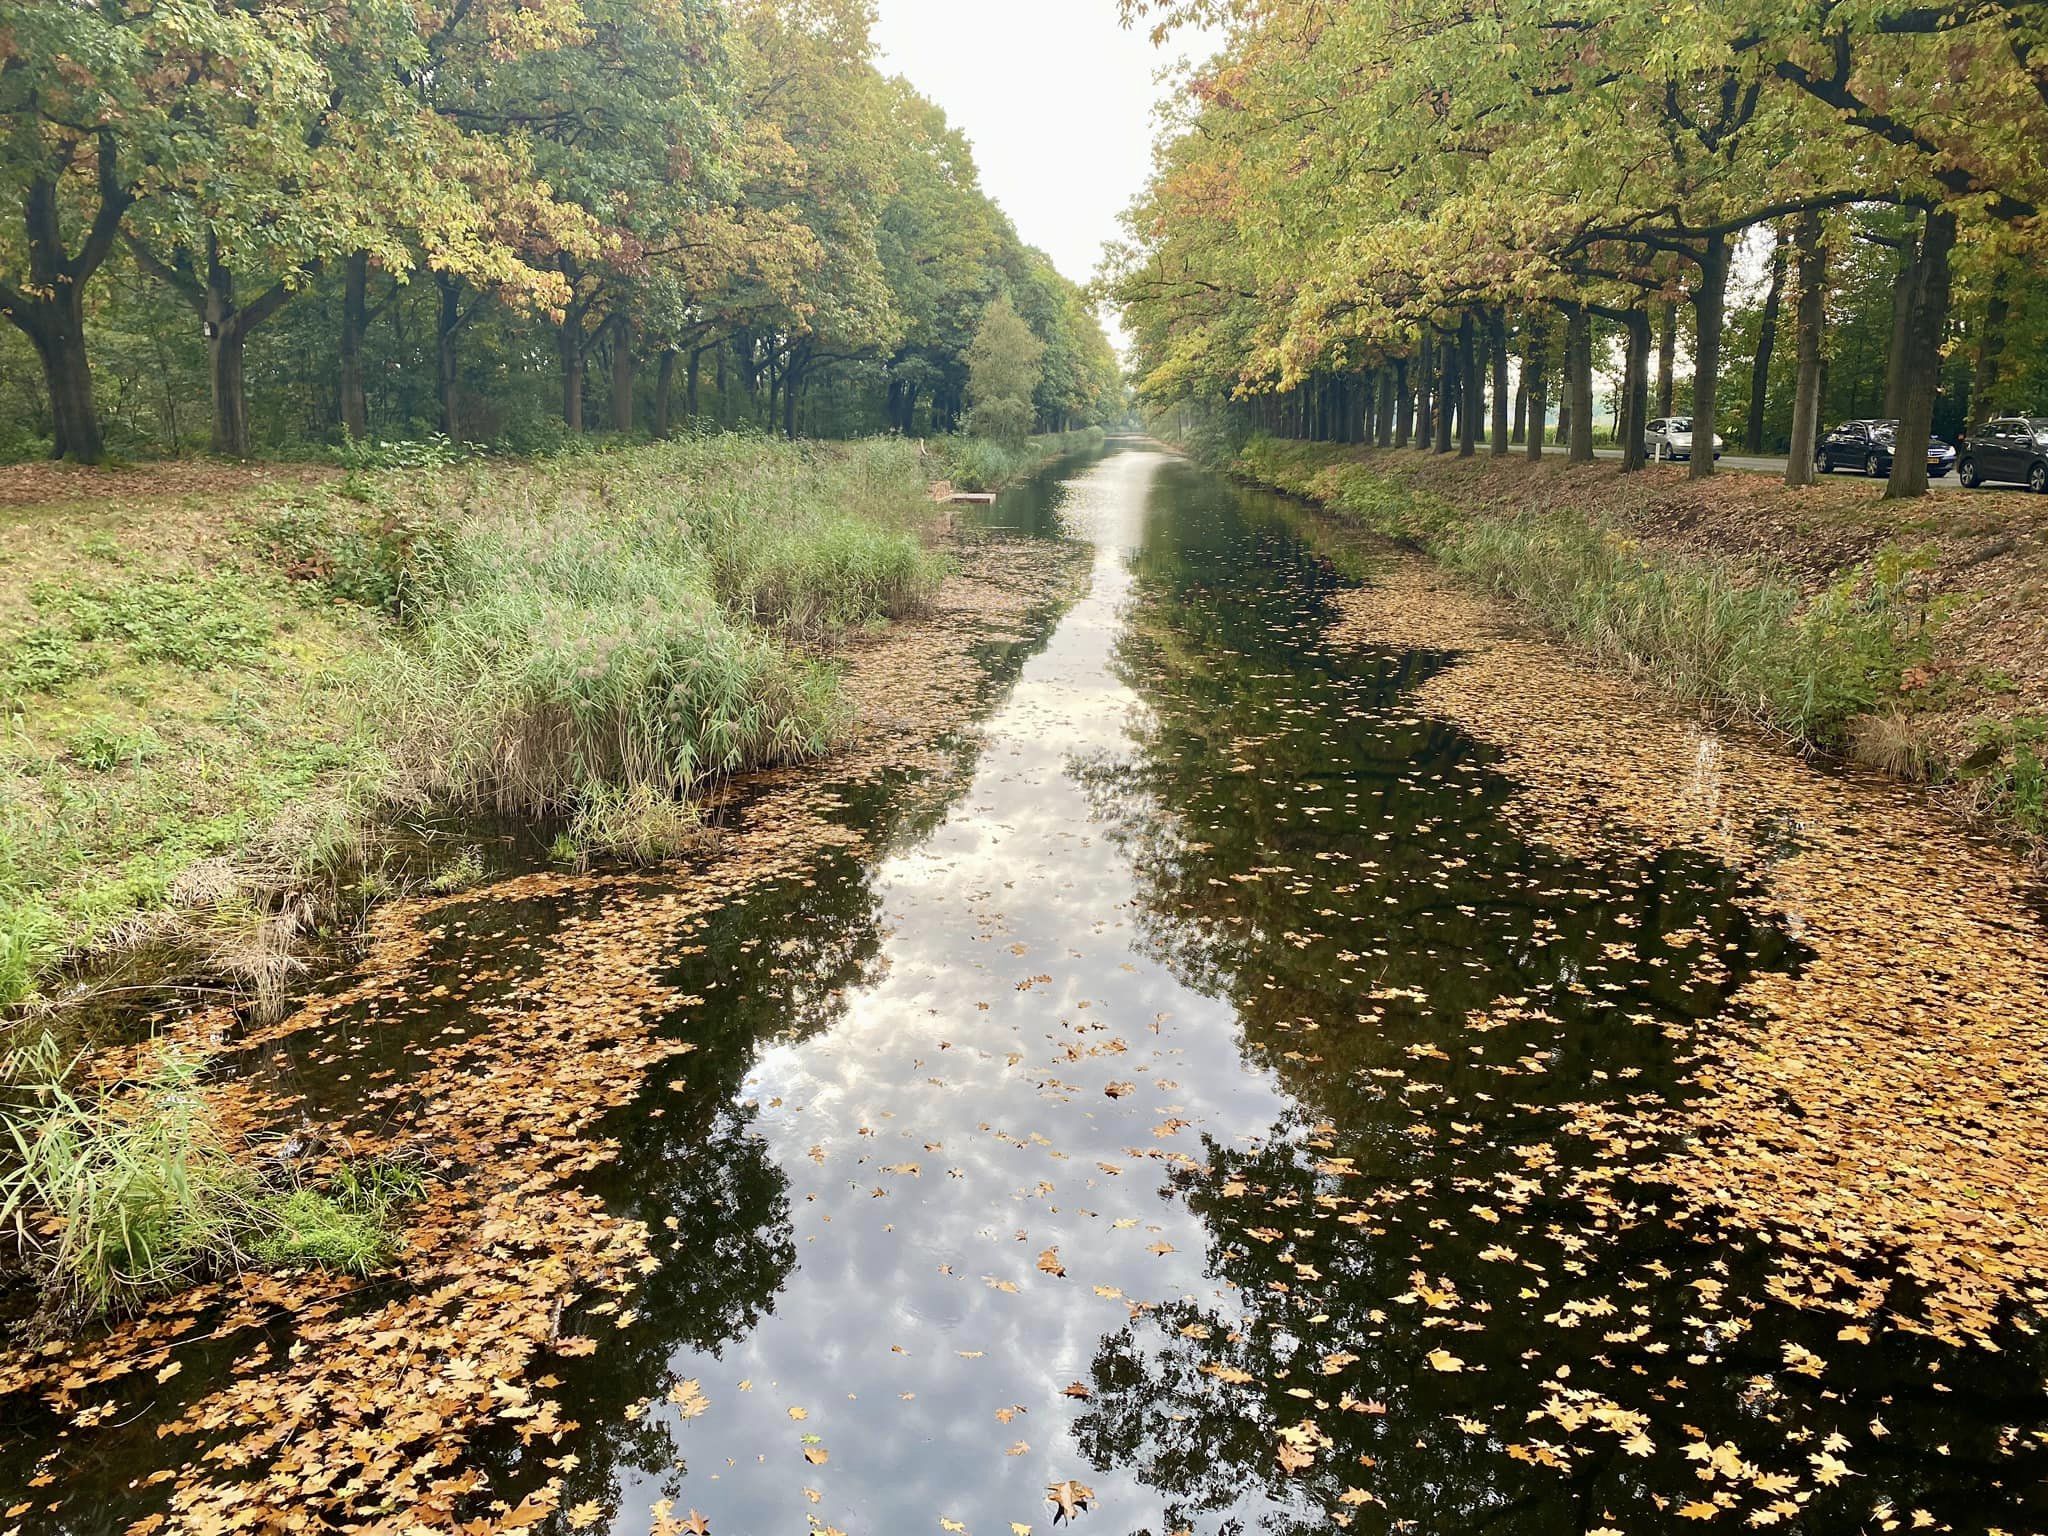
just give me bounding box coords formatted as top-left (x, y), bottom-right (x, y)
top-left (1037, 1247), bottom-right (1066, 1278)
top-left (1046, 1479), bottom-right (1095, 1523)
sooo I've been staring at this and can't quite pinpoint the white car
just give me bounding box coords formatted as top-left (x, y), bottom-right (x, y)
top-left (1644, 417), bottom-right (1724, 462)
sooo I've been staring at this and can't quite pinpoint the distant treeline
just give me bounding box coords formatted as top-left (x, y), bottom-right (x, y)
top-left (0, 0), bottom-right (1124, 462)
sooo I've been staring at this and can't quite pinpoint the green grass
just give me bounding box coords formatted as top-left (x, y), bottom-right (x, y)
top-left (1235, 436), bottom-right (1937, 751)
top-left (0, 434), bottom-right (952, 1014)
top-left (0, 1030), bottom-right (422, 1316)
top-left (935, 428), bottom-right (1106, 493)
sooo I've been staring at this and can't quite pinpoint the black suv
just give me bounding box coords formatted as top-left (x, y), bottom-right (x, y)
top-left (1814, 419), bottom-right (1957, 478)
top-left (1959, 417), bottom-right (2048, 493)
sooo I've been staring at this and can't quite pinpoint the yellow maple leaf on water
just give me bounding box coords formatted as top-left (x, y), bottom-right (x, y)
top-left (1427, 1349), bottom-right (1464, 1372)
top-left (564, 1501), bottom-right (602, 1531)
top-left (1678, 1502), bottom-right (1719, 1520)
top-left (667, 1379), bottom-right (709, 1419)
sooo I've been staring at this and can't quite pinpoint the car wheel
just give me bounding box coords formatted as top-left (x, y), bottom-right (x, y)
top-left (2032, 462), bottom-right (2048, 495)
top-left (1865, 452), bottom-right (1882, 477)
top-left (1815, 450), bottom-right (1831, 474)
top-left (1959, 458), bottom-right (1980, 488)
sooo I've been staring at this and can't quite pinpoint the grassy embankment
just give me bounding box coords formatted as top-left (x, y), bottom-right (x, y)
top-left (932, 427), bottom-right (1107, 492)
top-left (0, 433), bottom-right (948, 1315)
top-left (1227, 436), bottom-right (2046, 854)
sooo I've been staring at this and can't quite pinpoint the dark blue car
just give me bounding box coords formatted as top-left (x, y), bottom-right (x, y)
top-left (1814, 419), bottom-right (1957, 478)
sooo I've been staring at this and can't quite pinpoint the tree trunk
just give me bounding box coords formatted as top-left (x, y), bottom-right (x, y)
top-left (339, 251), bottom-right (369, 441)
top-left (1524, 327), bottom-right (1548, 461)
top-left (436, 273), bottom-right (463, 440)
top-left (1566, 306), bottom-right (1595, 464)
top-left (611, 315), bottom-right (635, 434)
top-left (1887, 208), bottom-right (1956, 500)
top-left (1688, 232), bottom-right (1730, 480)
top-left (207, 325), bottom-right (251, 458)
top-left (561, 322), bottom-right (585, 431)
top-left (1457, 313), bottom-right (1479, 456)
top-left (1435, 330), bottom-right (1457, 455)
top-left (1512, 364), bottom-right (1527, 445)
top-left (1415, 334), bottom-right (1434, 448)
top-left (1784, 214), bottom-right (1827, 488)
top-left (688, 347), bottom-right (704, 419)
top-left (3, 152), bottom-right (128, 464)
top-left (1395, 355), bottom-right (1413, 447)
top-left (1745, 234), bottom-right (1787, 453)
top-left (1971, 271), bottom-right (2008, 422)
top-left (1882, 232), bottom-right (1919, 421)
top-left (1489, 311), bottom-right (1511, 457)
top-left (1620, 308), bottom-right (1651, 472)
top-left (654, 348), bottom-right (677, 437)
top-left (1375, 363), bottom-right (1396, 446)
top-left (1655, 300), bottom-right (1678, 417)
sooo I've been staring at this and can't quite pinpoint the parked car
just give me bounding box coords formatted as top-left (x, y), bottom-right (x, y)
top-left (1644, 417), bottom-right (1724, 461)
top-left (1958, 417), bottom-right (2048, 493)
top-left (1814, 418), bottom-right (1957, 478)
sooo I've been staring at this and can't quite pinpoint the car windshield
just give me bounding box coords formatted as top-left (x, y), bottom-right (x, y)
top-left (2030, 419), bottom-right (2048, 433)
top-left (1667, 418), bottom-right (1692, 432)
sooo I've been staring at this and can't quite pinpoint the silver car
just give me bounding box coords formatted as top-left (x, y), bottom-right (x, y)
top-left (1644, 417), bottom-right (1725, 462)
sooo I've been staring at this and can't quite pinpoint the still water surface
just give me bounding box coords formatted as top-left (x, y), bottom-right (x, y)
top-left (468, 449), bottom-right (2047, 1533)
top-left (13, 447), bottom-right (2047, 1533)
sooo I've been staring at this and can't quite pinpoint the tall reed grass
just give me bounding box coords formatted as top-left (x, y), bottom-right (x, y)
top-left (1234, 437), bottom-right (1934, 751)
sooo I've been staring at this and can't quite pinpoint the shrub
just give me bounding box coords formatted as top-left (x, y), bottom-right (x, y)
top-left (566, 783), bottom-right (712, 866)
top-left (0, 1032), bottom-right (424, 1313)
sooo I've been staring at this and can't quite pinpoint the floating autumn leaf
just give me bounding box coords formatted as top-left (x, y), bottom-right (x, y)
top-left (680, 1513), bottom-right (710, 1536)
top-left (1037, 1247), bottom-right (1066, 1278)
top-left (1426, 1349), bottom-right (1464, 1373)
top-left (1046, 1479), bottom-right (1094, 1524)
top-left (564, 1500), bottom-right (603, 1530)
top-left (667, 1380), bottom-right (709, 1419)
top-left (1104, 1082), bottom-right (1134, 1098)
top-left (1060, 1382), bottom-right (1091, 1399)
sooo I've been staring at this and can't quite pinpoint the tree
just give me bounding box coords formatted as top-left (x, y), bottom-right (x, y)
top-left (965, 294), bottom-right (1043, 447)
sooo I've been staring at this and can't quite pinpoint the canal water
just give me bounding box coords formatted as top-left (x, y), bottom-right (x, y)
top-left (11, 446), bottom-right (2047, 1533)
top-left (467, 448), bottom-right (2047, 1533)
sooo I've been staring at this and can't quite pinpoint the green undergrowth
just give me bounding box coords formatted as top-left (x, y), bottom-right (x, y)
top-left (935, 428), bottom-right (1106, 493)
top-left (1, 432), bottom-right (953, 1314)
top-left (1233, 436), bottom-right (1938, 753)
top-left (0, 1031), bottom-right (423, 1318)
top-left (0, 434), bottom-right (949, 1016)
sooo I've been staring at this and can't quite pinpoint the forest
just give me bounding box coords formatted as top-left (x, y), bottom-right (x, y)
top-left (1110, 0), bottom-right (2048, 498)
top-left (0, 0), bottom-right (1121, 463)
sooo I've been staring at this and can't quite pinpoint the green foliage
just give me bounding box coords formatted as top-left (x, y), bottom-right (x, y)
top-left (248, 1162), bottom-right (424, 1275)
top-left (1235, 439), bottom-right (1937, 750)
top-left (966, 295), bottom-right (1047, 449)
top-left (938, 429), bottom-right (1108, 493)
top-left (247, 497), bottom-right (459, 620)
top-left (0, 1027), bottom-right (428, 1311)
top-left (65, 722), bottom-right (162, 773)
top-left (1964, 715), bottom-right (2048, 836)
top-left (33, 575), bottom-right (275, 673)
top-left (566, 784), bottom-right (711, 867)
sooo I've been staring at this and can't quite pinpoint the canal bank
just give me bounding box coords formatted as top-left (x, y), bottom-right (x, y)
top-left (4, 445), bottom-right (2045, 1535)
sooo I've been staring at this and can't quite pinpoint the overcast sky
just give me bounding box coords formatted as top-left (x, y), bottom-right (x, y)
top-left (871, 1), bottom-right (1220, 299)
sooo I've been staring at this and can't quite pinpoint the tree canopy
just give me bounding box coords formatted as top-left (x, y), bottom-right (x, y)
top-left (0, 0), bottom-right (1119, 460)
top-left (1110, 0), bottom-right (2048, 496)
